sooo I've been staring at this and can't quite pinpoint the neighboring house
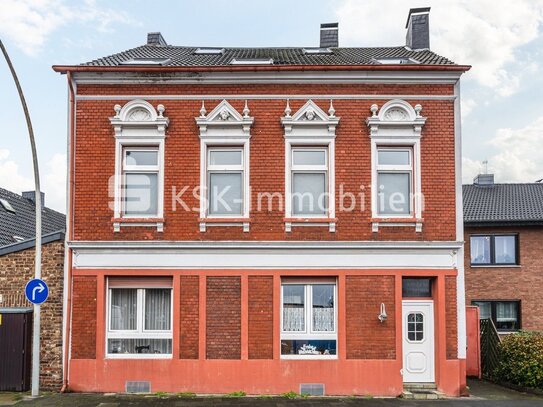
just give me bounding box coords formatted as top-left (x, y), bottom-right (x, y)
top-left (464, 174), bottom-right (543, 333)
top-left (0, 188), bottom-right (65, 391)
top-left (54, 8), bottom-right (470, 396)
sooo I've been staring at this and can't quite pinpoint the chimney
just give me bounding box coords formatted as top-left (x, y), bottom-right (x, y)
top-left (22, 191), bottom-right (45, 209)
top-left (320, 23), bottom-right (339, 48)
top-left (473, 173), bottom-right (495, 187)
top-left (405, 7), bottom-right (430, 50)
top-left (147, 32), bottom-right (167, 46)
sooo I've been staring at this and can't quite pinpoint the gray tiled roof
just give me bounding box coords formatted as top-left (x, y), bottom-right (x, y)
top-left (0, 187), bottom-right (65, 247)
top-left (463, 183), bottom-right (543, 225)
top-left (81, 45), bottom-right (455, 67)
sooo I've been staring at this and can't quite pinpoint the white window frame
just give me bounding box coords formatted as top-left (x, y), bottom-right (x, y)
top-left (106, 286), bottom-right (173, 359)
top-left (282, 100), bottom-right (339, 232)
top-left (110, 100), bottom-right (168, 232)
top-left (195, 100), bottom-right (253, 232)
top-left (121, 146), bottom-right (161, 218)
top-left (375, 147), bottom-right (414, 217)
top-left (280, 281), bottom-right (338, 360)
top-left (366, 99), bottom-right (426, 232)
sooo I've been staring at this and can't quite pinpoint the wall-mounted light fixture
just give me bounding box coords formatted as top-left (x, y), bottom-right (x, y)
top-left (378, 303), bottom-right (387, 323)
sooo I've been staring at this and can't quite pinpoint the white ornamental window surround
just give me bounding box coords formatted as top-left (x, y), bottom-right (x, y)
top-left (366, 99), bottom-right (426, 233)
top-left (281, 99), bottom-right (339, 233)
top-left (195, 100), bottom-right (253, 232)
top-left (280, 279), bottom-right (338, 360)
top-left (110, 100), bottom-right (169, 233)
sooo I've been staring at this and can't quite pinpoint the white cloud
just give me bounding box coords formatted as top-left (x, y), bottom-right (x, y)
top-left (461, 97), bottom-right (477, 119)
top-left (0, 149), bottom-right (66, 212)
top-left (336, 0), bottom-right (543, 97)
top-left (0, 0), bottom-right (137, 55)
top-left (463, 116), bottom-right (543, 183)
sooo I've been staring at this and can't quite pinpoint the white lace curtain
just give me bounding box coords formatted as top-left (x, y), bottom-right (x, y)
top-left (496, 302), bottom-right (517, 322)
top-left (145, 289), bottom-right (171, 330)
top-left (313, 307), bottom-right (334, 331)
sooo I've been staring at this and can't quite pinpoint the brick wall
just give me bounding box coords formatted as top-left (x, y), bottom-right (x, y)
top-left (179, 275), bottom-right (199, 359)
top-left (465, 226), bottom-right (543, 331)
top-left (346, 275), bottom-right (396, 359)
top-left (0, 240), bottom-right (64, 390)
top-left (206, 276), bottom-right (241, 359)
top-left (445, 276), bottom-right (458, 359)
top-left (71, 275), bottom-right (97, 359)
top-left (248, 276), bottom-right (273, 359)
top-left (72, 83), bottom-right (457, 242)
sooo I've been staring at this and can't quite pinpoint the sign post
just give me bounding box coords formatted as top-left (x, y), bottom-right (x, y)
top-left (25, 278), bottom-right (48, 396)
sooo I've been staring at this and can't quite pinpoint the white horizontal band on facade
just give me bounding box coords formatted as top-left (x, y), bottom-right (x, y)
top-left (76, 94), bottom-right (456, 101)
top-left (70, 240), bottom-right (462, 270)
top-left (72, 70), bottom-right (462, 85)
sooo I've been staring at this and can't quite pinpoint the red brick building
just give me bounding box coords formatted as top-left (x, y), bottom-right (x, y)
top-left (54, 9), bottom-right (470, 396)
top-left (464, 174), bottom-right (543, 333)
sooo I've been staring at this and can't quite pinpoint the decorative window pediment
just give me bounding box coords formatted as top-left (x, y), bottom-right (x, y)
top-left (366, 99), bottom-right (426, 138)
top-left (195, 99), bottom-right (254, 136)
top-left (110, 99), bottom-right (169, 138)
top-left (281, 99), bottom-right (339, 137)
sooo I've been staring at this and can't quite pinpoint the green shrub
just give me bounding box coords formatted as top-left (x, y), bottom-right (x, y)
top-left (225, 391), bottom-right (246, 397)
top-left (494, 331), bottom-right (543, 390)
top-left (281, 391), bottom-right (300, 399)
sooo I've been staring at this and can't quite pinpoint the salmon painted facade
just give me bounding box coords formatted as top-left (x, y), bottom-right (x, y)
top-left (54, 9), bottom-right (470, 396)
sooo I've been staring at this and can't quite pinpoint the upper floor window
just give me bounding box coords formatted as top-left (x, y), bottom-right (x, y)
top-left (122, 147), bottom-right (159, 217)
top-left (291, 147), bottom-right (329, 217)
top-left (206, 147), bottom-right (244, 216)
top-left (376, 147), bottom-right (413, 216)
top-left (472, 300), bottom-right (520, 332)
top-left (281, 280), bottom-right (337, 358)
top-left (470, 235), bottom-right (518, 266)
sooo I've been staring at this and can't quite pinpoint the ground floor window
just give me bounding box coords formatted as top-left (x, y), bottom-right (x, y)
top-left (280, 279), bottom-right (337, 358)
top-left (472, 300), bottom-right (520, 332)
top-left (107, 278), bottom-right (173, 358)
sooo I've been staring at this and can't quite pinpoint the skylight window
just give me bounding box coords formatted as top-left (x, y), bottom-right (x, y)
top-left (374, 57), bottom-right (419, 65)
top-left (230, 58), bottom-right (274, 65)
top-left (120, 58), bottom-right (171, 66)
top-left (13, 236), bottom-right (25, 242)
top-left (194, 48), bottom-right (225, 55)
top-left (0, 198), bottom-right (15, 213)
top-left (303, 48), bottom-right (333, 55)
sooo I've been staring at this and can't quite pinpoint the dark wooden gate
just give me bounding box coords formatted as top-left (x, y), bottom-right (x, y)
top-left (480, 318), bottom-right (501, 380)
top-left (0, 309), bottom-right (32, 391)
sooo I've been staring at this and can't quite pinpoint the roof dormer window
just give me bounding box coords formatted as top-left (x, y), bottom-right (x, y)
top-left (120, 58), bottom-right (171, 66)
top-left (194, 48), bottom-right (225, 55)
top-left (0, 198), bottom-right (15, 213)
top-left (230, 58), bottom-right (273, 65)
top-left (374, 57), bottom-right (419, 65)
top-left (303, 48), bottom-right (332, 55)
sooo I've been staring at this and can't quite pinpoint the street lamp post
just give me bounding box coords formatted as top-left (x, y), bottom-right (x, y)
top-left (0, 39), bottom-right (42, 397)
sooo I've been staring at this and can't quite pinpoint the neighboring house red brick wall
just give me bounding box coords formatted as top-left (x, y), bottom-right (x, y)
top-left (71, 276), bottom-right (97, 359)
top-left (248, 276), bottom-right (274, 360)
top-left (206, 276), bottom-right (241, 359)
top-left (346, 275), bottom-right (396, 359)
top-left (445, 276), bottom-right (458, 359)
top-left (71, 83), bottom-right (456, 242)
top-left (0, 240), bottom-right (64, 390)
top-left (465, 226), bottom-right (543, 331)
top-left (179, 275), bottom-right (199, 359)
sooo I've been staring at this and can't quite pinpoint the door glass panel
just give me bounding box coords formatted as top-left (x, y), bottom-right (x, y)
top-left (407, 312), bottom-right (424, 342)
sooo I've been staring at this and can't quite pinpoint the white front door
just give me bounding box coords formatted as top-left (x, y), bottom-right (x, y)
top-left (402, 300), bottom-right (435, 383)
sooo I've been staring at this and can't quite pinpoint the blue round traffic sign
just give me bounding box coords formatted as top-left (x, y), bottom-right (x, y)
top-left (25, 278), bottom-right (49, 305)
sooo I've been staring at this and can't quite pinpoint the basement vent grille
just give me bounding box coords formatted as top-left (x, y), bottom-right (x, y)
top-left (300, 383), bottom-right (325, 396)
top-left (125, 381), bottom-right (151, 393)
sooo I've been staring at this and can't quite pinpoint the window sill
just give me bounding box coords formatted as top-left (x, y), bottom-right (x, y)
top-left (106, 354), bottom-right (172, 359)
top-left (112, 217), bottom-right (164, 233)
top-left (199, 217), bottom-right (251, 232)
top-left (284, 217), bottom-right (337, 233)
top-left (371, 217), bottom-right (423, 233)
top-left (470, 264), bottom-right (521, 268)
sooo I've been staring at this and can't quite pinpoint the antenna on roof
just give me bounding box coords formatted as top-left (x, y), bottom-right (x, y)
top-left (482, 159), bottom-right (489, 174)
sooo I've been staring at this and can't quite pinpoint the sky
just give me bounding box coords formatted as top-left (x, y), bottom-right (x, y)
top-left (1, 0), bottom-right (543, 213)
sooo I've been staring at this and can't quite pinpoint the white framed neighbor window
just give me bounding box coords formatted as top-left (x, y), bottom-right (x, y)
top-left (206, 147), bottom-right (245, 217)
top-left (281, 100), bottom-right (339, 232)
top-left (290, 147), bottom-right (329, 217)
top-left (376, 147), bottom-right (413, 216)
top-left (122, 147), bottom-right (160, 217)
top-left (106, 278), bottom-right (173, 358)
top-left (366, 99), bottom-right (426, 232)
top-left (110, 99), bottom-right (168, 232)
top-left (195, 100), bottom-right (253, 232)
top-left (280, 280), bottom-right (337, 359)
